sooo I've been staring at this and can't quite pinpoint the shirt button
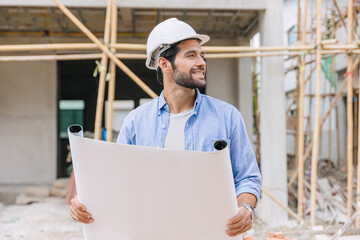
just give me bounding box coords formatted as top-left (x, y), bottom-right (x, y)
top-left (162, 124), bottom-right (166, 129)
top-left (186, 123), bottom-right (189, 127)
top-left (194, 111), bottom-right (197, 115)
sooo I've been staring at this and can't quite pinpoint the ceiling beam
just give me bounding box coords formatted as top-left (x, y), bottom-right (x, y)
top-left (182, 10), bottom-right (187, 21)
top-left (200, 10), bottom-right (214, 31)
top-left (47, 7), bottom-right (68, 34)
top-left (75, 8), bottom-right (89, 28)
top-left (0, 8), bottom-right (17, 30)
top-left (242, 14), bottom-right (258, 37)
top-left (156, 9), bottom-right (161, 24)
top-left (221, 10), bottom-right (240, 35)
top-left (19, 7), bottom-right (44, 33)
top-left (135, 10), bottom-right (255, 18)
top-left (131, 9), bottom-right (136, 36)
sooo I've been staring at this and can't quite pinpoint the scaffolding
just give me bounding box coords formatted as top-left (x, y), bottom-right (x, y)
top-left (1, 0), bottom-right (360, 234)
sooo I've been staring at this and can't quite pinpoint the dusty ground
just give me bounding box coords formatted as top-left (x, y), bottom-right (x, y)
top-left (0, 197), bottom-right (83, 240)
top-left (0, 196), bottom-right (358, 240)
top-left (0, 197), bottom-right (307, 240)
top-left (0, 196), bottom-right (264, 240)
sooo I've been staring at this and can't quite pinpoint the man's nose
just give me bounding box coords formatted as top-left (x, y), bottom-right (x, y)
top-left (196, 55), bottom-right (206, 67)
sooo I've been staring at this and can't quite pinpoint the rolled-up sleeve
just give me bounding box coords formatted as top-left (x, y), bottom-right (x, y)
top-left (230, 113), bottom-right (261, 201)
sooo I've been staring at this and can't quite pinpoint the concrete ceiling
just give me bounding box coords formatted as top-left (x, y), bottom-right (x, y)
top-left (0, 6), bottom-right (259, 39)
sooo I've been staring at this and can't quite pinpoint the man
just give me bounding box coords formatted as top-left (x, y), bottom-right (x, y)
top-left (70, 18), bottom-right (261, 237)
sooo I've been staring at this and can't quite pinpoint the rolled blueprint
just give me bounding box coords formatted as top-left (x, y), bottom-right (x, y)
top-left (68, 125), bottom-right (241, 240)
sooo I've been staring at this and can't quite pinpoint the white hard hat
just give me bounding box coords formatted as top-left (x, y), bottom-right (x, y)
top-left (145, 18), bottom-right (210, 70)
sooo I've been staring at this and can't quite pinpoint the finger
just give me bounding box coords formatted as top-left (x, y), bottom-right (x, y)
top-left (71, 195), bottom-right (86, 211)
top-left (71, 198), bottom-right (91, 219)
top-left (227, 212), bottom-right (251, 229)
top-left (70, 208), bottom-right (80, 221)
top-left (70, 207), bottom-right (83, 222)
top-left (70, 205), bottom-right (93, 224)
top-left (226, 217), bottom-right (247, 230)
top-left (72, 203), bottom-right (91, 219)
top-left (228, 208), bottom-right (249, 225)
top-left (228, 211), bottom-right (242, 224)
top-left (226, 221), bottom-right (251, 237)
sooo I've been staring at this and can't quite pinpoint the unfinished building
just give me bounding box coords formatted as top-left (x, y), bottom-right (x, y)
top-left (1, 0), bottom-right (360, 237)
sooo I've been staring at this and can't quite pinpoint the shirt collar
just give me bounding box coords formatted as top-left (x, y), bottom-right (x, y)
top-left (157, 88), bottom-right (203, 115)
top-left (158, 91), bottom-right (167, 112)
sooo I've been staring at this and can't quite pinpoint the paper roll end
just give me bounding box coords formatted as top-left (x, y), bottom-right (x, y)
top-left (68, 124), bottom-right (83, 137)
top-left (214, 140), bottom-right (227, 151)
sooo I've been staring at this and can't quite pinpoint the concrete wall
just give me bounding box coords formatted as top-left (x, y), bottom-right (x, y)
top-left (206, 38), bottom-right (239, 108)
top-left (237, 37), bottom-right (253, 142)
top-left (257, 0), bottom-right (288, 225)
top-left (0, 61), bottom-right (57, 184)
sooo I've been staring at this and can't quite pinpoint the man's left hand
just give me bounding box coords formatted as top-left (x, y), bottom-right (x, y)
top-left (225, 206), bottom-right (252, 237)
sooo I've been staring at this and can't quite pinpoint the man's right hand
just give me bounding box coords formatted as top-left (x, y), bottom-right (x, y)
top-left (70, 195), bottom-right (94, 224)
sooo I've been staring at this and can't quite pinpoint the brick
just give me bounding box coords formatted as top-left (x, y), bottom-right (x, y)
top-left (274, 232), bottom-right (284, 239)
top-left (243, 237), bottom-right (253, 240)
top-left (26, 187), bottom-right (50, 197)
top-left (268, 233), bottom-right (275, 238)
top-left (15, 195), bottom-right (40, 205)
top-left (52, 178), bottom-right (69, 189)
top-left (50, 187), bottom-right (67, 198)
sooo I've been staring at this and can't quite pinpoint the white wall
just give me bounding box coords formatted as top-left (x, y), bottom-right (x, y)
top-left (0, 61), bottom-right (57, 184)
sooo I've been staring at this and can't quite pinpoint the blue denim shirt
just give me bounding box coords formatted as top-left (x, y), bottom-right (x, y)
top-left (117, 89), bottom-right (261, 200)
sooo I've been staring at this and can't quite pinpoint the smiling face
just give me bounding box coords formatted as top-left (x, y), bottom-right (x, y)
top-left (170, 39), bottom-right (207, 89)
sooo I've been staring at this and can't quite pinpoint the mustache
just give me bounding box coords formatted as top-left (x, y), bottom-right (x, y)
top-left (191, 67), bottom-right (205, 71)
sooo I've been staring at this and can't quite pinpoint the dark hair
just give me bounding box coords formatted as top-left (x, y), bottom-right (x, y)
top-left (156, 38), bottom-right (201, 85)
top-left (156, 43), bottom-right (180, 85)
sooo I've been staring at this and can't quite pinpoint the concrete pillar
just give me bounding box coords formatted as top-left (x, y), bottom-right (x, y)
top-left (206, 39), bottom-right (239, 107)
top-left (237, 38), bottom-right (253, 142)
top-left (257, 1), bottom-right (288, 225)
top-left (206, 58), bottom-right (238, 107)
top-left (0, 61), bottom-right (57, 184)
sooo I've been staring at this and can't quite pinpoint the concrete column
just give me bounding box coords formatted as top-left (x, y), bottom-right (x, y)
top-left (206, 39), bottom-right (239, 107)
top-left (237, 38), bottom-right (253, 142)
top-left (0, 61), bottom-right (57, 184)
top-left (257, 1), bottom-right (288, 225)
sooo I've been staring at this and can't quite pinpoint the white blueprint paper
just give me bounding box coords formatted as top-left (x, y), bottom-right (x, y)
top-left (68, 125), bottom-right (241, 240)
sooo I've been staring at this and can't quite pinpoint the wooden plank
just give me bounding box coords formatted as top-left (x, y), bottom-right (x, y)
top-left (310, 0), bottom-right (322, 226)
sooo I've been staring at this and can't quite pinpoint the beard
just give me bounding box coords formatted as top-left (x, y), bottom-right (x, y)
top-left (172, 65), bottom-right (207, 89)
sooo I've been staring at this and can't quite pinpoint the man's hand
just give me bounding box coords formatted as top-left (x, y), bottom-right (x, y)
top-left (225, 206), bottom-right (252, 237)
top-left (70, 195), bottom-right (94, 224)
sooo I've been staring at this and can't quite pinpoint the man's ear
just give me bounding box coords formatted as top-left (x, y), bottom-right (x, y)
top-left (158, 57), bottom-right (171, 73)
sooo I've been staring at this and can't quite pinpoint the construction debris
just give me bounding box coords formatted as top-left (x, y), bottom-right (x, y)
top-left (51, 178), bottom-right (69, 198)
top-left (265, 232), bottom-right (292, 240)
top-left (50, 187), bottom-right (67, 198)
top-left (331, 203), bottom-right (360, 240)
top-left (14, 178), bottom-right (70, 205)
top-left (52, 178), bottom-right (69, 189)
top-left (15, 195), bottom-right (40, 205)
top-left (26, 187), bottom-right (50, 198)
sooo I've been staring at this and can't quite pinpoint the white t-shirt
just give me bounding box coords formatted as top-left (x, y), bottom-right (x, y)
top-left (163, 108), bottom-right (193, 149)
